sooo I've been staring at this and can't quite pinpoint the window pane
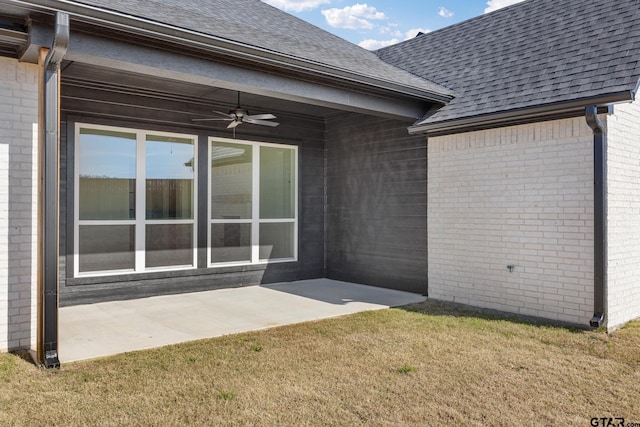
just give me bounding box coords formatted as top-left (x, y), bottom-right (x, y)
top-left (78, 129), bottom-right (136, 220)
top-left (79, 225), bottom-right (135, 272)
top-left (146, 136), bottom-right (194, 219)
top-left (146, 180), bottom-right (194, 219)
top-left (259, 222), bottom-right (294, 260)
top-left (146, 224), bottom-right (193, 268)
top-left (211, 223), bottom-right (251, 263)
top-left (211, 141), bottom-right (252, 219)
top-left (260, 146), bottom-right (295, 219)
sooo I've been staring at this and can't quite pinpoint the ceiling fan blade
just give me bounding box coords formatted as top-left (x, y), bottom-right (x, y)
top-left (227, 120), bottom-right (241, 129)
top-left (212, 110), bottom-right (234, 118)
top-left (243, 118), bottom-right (279, 127)
top-left (245, 113), bottom-right (276, 120)
top-left (192, 118), bottom-right (232, 121)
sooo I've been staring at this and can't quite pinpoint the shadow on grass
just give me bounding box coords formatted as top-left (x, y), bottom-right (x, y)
top-left (397, 299), bottom-right (592, 333)
top-left (0, 351), bottom-right (38, 372)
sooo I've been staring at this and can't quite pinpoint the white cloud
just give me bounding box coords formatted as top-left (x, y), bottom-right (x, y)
top-left (322, 4), bottom-right (387, 30)
top-left (404, 28), bottom-right (430, 40)
top-left (262, 0), bottom-right (331, 13)
top-left (438, 6), bottom-right (454, 18)
top-left (358, 28), bottom-right (429, 50)
top-left (358, 38), bottom-right (399, 50)
top-left (484, 0), bottom-right (526, 13)
top-left (378, 25), bottom-right (403, 40)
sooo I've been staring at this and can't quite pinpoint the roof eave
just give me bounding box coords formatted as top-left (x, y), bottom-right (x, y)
top-left (408, 91), bottom-right (636, 137)
top-left (0, 27), bottom-right (28, 45)
top-left (5, 0), bottom-right (453, 104)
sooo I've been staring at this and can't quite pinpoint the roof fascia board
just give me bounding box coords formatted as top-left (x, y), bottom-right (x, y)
top-left (66, 32), bottom-right (429, 119)
top-left (410, 92), bottom-right (634, 136)
top-left (5, 0), bottom-right (452, 103)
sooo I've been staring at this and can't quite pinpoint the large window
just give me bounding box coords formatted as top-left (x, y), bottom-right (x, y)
top-left (209, 138), bottom-right (297, 266)
top-left (74, 124), bottom-right (197, 276)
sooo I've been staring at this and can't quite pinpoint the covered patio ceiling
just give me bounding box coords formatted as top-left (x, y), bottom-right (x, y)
top-left (61, 61), bottom-right (344, 132)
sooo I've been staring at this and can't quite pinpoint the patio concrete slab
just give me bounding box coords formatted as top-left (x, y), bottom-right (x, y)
top-left (59, 279), bottom-right (426, 363)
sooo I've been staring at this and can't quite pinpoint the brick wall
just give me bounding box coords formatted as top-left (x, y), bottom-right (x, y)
top-left (606, 99), bottom-right (640, 330)
top-left (428, 117), bottom-right (594, 325)
top-left (0, 57), bottom-right (39, 352)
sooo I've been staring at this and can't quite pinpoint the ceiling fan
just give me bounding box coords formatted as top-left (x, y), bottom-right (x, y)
top-left (193, 92), bottom-right (279, 129)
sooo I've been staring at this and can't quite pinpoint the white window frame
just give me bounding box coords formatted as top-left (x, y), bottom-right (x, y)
top-left (208, 136), bottom-right (298, 267)
top-left (74, 123), bottom-right (198, 277)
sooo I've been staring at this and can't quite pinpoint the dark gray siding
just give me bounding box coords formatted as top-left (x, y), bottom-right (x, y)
top-left (59, 85), bottom-right (325, 306)
top-left (325, 114), bottom-right (427, 294)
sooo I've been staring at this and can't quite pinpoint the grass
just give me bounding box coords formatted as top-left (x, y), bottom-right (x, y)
top-left (396, 364), bottom-right (416, 373)
top-left (1, 300), bottom-right (639, 426)
top-left (217, 390), bottom-right (236, 401)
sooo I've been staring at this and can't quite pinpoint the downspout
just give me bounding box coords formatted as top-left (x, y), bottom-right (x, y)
top-left (585, 105), bottom-right (606, 328)
top-left (40, 12), bottom-right (69, 369)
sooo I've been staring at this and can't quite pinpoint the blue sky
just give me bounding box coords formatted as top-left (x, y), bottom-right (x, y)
top-left (261, 0), bottom-right (525, 49)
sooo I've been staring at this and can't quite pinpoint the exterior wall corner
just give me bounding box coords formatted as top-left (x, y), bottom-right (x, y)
top-left (0, 56), bottom-right (40, 352)
top-left (605, 99), bottom-right (640, 330)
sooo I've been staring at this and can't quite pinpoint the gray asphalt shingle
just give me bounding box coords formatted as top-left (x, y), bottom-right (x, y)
top-left (376, 0), bottom-right (640, 126)
top-left (70, 0), bottom-right (453, 99)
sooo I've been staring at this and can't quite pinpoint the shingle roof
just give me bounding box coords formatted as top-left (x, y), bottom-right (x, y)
top-left (66, 0), bottom-right (453, 101)
top-left (376, 0), bottom-right (640, 127)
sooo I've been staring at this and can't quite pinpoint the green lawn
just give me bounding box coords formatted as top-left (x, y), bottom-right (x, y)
top-left (1, 301), bottom-right (639, 426)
